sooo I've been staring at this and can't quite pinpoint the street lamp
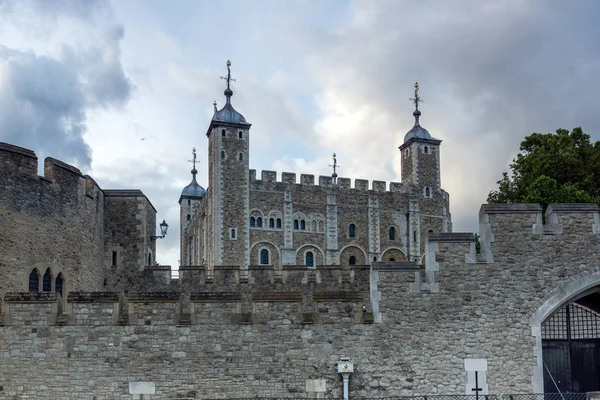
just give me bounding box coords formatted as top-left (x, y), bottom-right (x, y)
top-left (150, 219), bottom-right (169, 241)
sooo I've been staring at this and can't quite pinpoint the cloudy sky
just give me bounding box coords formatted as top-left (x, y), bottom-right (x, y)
top-left (1, 0), bottom-right (599, 268)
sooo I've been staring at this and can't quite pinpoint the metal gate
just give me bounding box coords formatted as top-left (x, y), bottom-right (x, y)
top-left (542, 302), bottom-right (600, 392)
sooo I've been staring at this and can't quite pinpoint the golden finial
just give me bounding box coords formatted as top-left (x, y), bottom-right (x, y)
top-left (410, 82), bottom-right (422, 111)
top-left (226, 59), bottom-right (231, 67)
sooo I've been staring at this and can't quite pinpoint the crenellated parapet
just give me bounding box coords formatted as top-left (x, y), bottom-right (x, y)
top-left (249, 169), bottom-right (404, 192)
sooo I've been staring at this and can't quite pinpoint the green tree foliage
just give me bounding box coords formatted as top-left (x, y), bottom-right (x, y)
top-left (487, 127), bottom-right (600, 210)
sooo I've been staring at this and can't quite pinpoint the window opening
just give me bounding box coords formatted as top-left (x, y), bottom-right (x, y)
top-left (260, 249), bottom-right (269, 265)
top-left (221, 129), bottom-right (226, 137)
top-left (239, 131), bottom-right (243, 139)
top-left (112, 251), bottom-right (117, 266)
top-left (221, 150), bottom-right (225, 160)
top-left (424, 146), bottom-right (429, 154)
top-left (269, 218), bottom-right (275, 228)
top-left (425, 187), bottom-right (431, 197)
top-left (389, 257), bottom-right (396, 262)
top-left (239, 153), bottom-right (243, 161)
top-left (349, 255), bottom-right (356, 265)
top-left (306, 251), bottom-right (314, 267)
top-left (389, 227), bottom-right (396, 241)
top-left (250, 217), bottom-right (256, 227)
top-left (231, 228), bottom-right (236, 239)
top-left (29, 269), bottom-right (39, 292)
top-left (276, 218), bottom-right (282, 229)
top-left (187, 214), bottom-right (191, 221)
top-left (43, 268), bottom-right (52, 292)
top-left (413, 231), bottom-right (417, 243)
top-left (294, 219), bottom-right (299, 230)
top-left (55, 273), bottom-right (64, 297)
top-left (257, 217), bottom-right (263, 227)
top-left (300, 220), bottom-right (306, 230)
top-left (349, 223), bottom-right (356, 238)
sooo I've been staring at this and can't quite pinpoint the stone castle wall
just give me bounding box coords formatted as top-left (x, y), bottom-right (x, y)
top-left (3, 203), bottom-right (600, 399)
top-left (0, 142), bottom-right (157, 298)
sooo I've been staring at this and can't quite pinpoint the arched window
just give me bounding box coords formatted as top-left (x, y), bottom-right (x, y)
top-left (300, 220), bottom-right (306, 230)
top-left (187, 214), bottom-right (191, 221)
top-left (250, 217), bottom-right (256, 227)
top-left (260, 249), bottom-right (269, 265)
top-left (231, 228), bottom-right (236, 239)
top-left (42, 268), bottom-right (52, 292)
top-left (389, 257), bottom-right (396, 262)
top-left (373, 256), bottom-right (378, 262)
top-left (221, 150), bottom-right (225, 160)
top-left (425, 187), bottom-right (431, 197)
top-left (276, 218), bottom-right (282, 229)
top-left (29, 269), bottom-right (39, 292)
top-left (424, 146), bottom-right (429, 154)
top-left (55, 273), bottom-right (64, 297)
top-left (239, 131), bottom-right (243, 139)
top-left (349, 223), bottom-right (356, 238)
top-left (221, 129), bottom-right (226, 137)
top-left (306, 251), bottom-right (314, 267)
top-left (294, 219), bottom-right (299, 230)
top-left (239, 153), bottom-right (243, 161)
top-left (349, 255), bottom-right (356, 265)
top-left (269, 218), bottom-right (275, 228)
top-left (257, 217), bottom-right (263, 227)
top-left (389, 226), bottom-right (396, 241)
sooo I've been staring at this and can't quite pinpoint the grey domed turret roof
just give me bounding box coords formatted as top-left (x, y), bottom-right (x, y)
top-left (212, 97), bottom-right (247, 124)
top-left (403, 109), bottom-right (434, 142)
top-left (178, 148), bottom-right (205, 204)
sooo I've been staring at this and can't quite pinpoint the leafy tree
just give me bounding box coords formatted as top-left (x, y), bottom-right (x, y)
top-left (487, 127), bottom-right (600, 210)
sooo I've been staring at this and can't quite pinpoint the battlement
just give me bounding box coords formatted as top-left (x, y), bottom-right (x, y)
top-left (249, 169), bottom-right (403, 192)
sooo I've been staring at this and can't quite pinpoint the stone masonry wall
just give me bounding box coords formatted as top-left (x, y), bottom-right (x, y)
top-left (2, 204), bottom-right (600, 398)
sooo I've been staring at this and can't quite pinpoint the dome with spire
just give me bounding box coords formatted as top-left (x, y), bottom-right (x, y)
top-left (212, 99), bottom-right (247, 124)
top-left (179, 148), bottom-right (206, 204)
top-left (404, 110), bottom-right (433, 142)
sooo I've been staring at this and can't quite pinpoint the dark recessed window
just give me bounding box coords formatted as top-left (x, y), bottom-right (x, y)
top-left (29, 269), bottom-right (39, 292)
top-left (269, 218), bottom-right (275, 228)
top-left (300, 220), bottom-right (306, 230)
top-left (413, 231), bottom-right (417, 242)
top-left (260, 249), bottom-right (269, 265)
top-left (42, 268), bottom-right (52, 292)
top-left (294, 219), bottom-right (299, 230)
top-left (257, 217), bottom-right (263, 227)
top-left (221, 151), bottom-right (225, 160)
top-left (148, 253), bottom-right (152, 265)
top-left (239, 131), bottom-right (243, 139)
top-left (55, 273), bottom-right (64, 297)
top-left (221, 129), bottom-right (226, 137)
top-left (239, 153), bottom-right (243, 161)
top-left (187, 214), bottom-right (191, 221)
top-left (250, 217), bottom-right (256, 227)
top-left (112, 251), bottom-right (117, 267)
top-left (389, 257), bottom-right (396, 262)
top-left (231, 228), bottom-right (236, 239)
top-left (349, 255), bottom-right (356, 265)
top-left (389, 227), bottom-right (396, 241)
top-left (424, 146), bottom-right (429, 154)
top-left (425, 187), bottom-right (431, 197)
top-left (349, 224), bottom-right (356, 238)
top-left (276, 218), bottom-right (282, 229)
top-left (306, 251), bottom-right (314, 267)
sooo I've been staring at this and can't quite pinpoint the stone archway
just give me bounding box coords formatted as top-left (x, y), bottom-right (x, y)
top-left (530, 270), bottom-right (600, 392)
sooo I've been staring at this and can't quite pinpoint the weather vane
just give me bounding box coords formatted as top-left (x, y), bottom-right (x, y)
top-left (409, 81), bottom-right (423, 111)
top-left (188, 147), bottom-right (197, 171)
top-left (330, 153), bottom-right (339, 184)
top-left (220, 60), bottom-right (236, 89)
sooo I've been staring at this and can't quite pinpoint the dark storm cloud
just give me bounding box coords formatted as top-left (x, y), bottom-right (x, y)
top-left (0, 0), bottom-right (131, 168)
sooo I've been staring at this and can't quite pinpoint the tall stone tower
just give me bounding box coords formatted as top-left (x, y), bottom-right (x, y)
top-left (205, 60), bottom-right (252, 267)
top-left (179, 148), bottom-right (205, 265)
top-left (399, 82), bottom-right (449, 259)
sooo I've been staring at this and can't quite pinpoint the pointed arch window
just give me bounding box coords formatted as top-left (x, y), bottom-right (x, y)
top-left (55, 273), bottom-right (64, 297)
top-left (306, 251), bottom-right (314, 267)
top-left (250, 217), bottom-right (256, 227)
top-left (294, 219), bottom-right (299, 230)
top-left (260, 249), bottom-right (269, 265)
top-left (349, 255), bottom-right (356, 265)
top-left (269, 218), bottom-right (275, 228)
top-left (389, 227), bottom-right (396, 241)
top-left (29, 269), bottom-right (39, 292)
top-left (300, 220), bottom-right (306, 230)
top-left (349, 223), bottom-right (356, 238)
top-left (42, 268), bottom-right (52, 292)
top-left (256, 217), bottom-right (263, 227)
top-left (276, 218), bottom-right (282, 229)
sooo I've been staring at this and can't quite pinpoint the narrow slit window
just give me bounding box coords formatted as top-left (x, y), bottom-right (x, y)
top-left (425, 187), bottom-right (431, 197)
top-left (221, 129), bottom-right (226, 137)
top-left (29, 269), bottom-right (39, 292)
top-left (231, 228), bottom-right (236, 239)
top-left (221, 150), bottom-right (225, 160)
top-left (239, 153), bottom-right (243, 161)
top-left (112, 251), bottom-right (117, 266)
top-left (424, 146), bottom-right (429, 154)
top-left (42, 268), bottom-right (52, 292)
top-left (294, 219), bottom-right (299, 230)
top-left (300, 220), bottom-right (306, 230)
top-left (55, 273), bottom-right (64, 296)
top-left (413, 230), bottom-right (417, 243)
top-left (239, 131), bottom-right (243, 139)
top-left (269, 218), bottom-right (275, 228)
top-left (257, 217), bottom-right (263, 227)
top-left (148, 253), bottom-right (152, 265)
top-left (389, 227), bottom-right (396, 241)
top-left (306, 251), bottom-right (314, 267)
top-left (349, 223), bottom-right (356, 238)
top-left (276, 218), bottom-right (282, 229)
top-left (250, 217), bottom-right (256, 227)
